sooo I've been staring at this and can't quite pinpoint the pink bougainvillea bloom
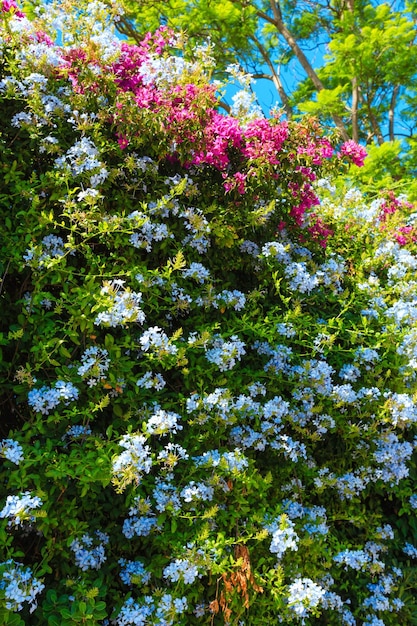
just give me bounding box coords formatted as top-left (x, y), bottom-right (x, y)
top-left (35, 31), bottom-right (54, 46)
top-left (307, 214), bottom-right (334, 248)
top-left (243, 118), bottom-right (288, 164)
top-left (2, 0), bottom-right (24, 17)
top-left (394, 226), bottom-right (416, 246)
top-left (223, 171), bottom-right (247, 195)
top-left (339, 140), bottom-right (367, 167)
top-left (297, 138), bottom-right (333, 165)
top-left (379, 191), bottom-right (413, 222)
top-left (2, 0), bottom-right (15, 11)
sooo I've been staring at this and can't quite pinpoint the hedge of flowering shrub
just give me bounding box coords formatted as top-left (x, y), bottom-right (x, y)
top-left (1, 1), bottom-right (417, 624)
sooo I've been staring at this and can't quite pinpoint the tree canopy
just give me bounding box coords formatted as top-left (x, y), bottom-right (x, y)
top-left (117, 0), bottom-right (417, 182)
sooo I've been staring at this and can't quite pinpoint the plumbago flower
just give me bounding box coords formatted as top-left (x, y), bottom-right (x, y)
top-left (0, 492), bottom-right (42, 528)
top-left (0, 439), bottom-right (23, 465)
top-left (0, 561), bottom-right (44, 613)
top-left (2, 0), bottom-right (417, 624)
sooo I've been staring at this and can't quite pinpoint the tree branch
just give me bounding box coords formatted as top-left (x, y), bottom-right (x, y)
top-left (218, 100), bottom-right (231, 114)
top-left (116, 15), bottom-right (143, 44)
top-left (389, 84), bottom-right (400, 142)
top-left (250, 34), bottom-right (293, 118)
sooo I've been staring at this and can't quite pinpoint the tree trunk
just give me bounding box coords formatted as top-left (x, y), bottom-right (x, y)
top-left (351, 76), bottom-right (359, 142)
top-left (367, 103), bottom-right (384, 145)
top-left (389, 85), bottom-right (399, 142)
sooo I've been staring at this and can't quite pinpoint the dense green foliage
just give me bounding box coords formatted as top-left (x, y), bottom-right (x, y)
top-left (1, 1), bottom-right (417, 625)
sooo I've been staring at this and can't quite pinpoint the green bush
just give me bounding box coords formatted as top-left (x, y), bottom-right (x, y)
top-left (1, 1), bottom-right (417, 624)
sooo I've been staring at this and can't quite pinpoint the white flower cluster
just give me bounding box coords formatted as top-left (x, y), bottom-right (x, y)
top-left (230, 89), bottom-right (262, 120)
top-left (384, 392), bottom-right (417, 428)
top-left (139, 326), bottom-right (178, 356)
top-left (77, 346), bottom-right (110, 386)
top-left (55, 136), bottom-right (108, 187)
top-left (0, 492), bottom-right (42, 527)
top-left (180, 480), bottom-right (214, 504)
top-left (261, 241), bottom-right (346, 294)
top-left (112, 434), bottom-right (152, 485)
top-left (94, 281), bottom-right (145, 327)
top-left (266, 515), bottom-right (299, 560)
top-left (145, 408), bottom-right (182, 436)
top-left (180, 206), bottom-right (211, 253)
top-left (138, 53), bottom-right (199, 87)
top-left (261, 241), bottom-right (292, 263)
top-left (287, 577), bottom-right (325, 619)
top-left (157, 443), bottom-right (189, 467)
top-left (285, 261), bottom-right (319, 293)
